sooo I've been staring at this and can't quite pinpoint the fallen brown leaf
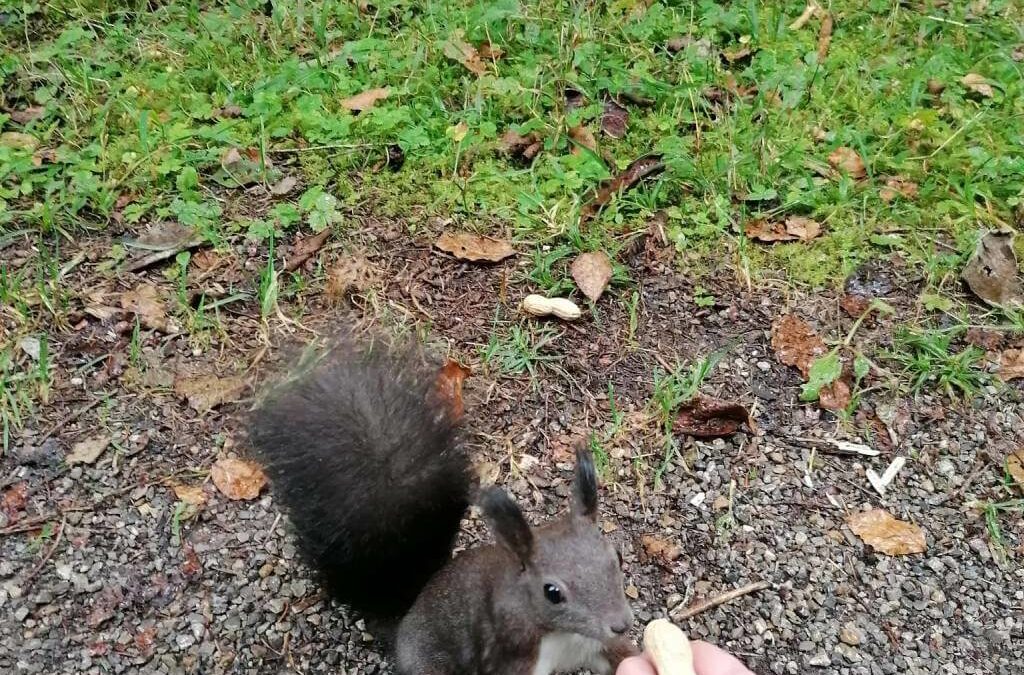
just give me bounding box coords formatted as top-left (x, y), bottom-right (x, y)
top-left (498, 129), bottom-right (543, 162)
top-left (571, 251), bottom-right (614, 302)
top-left (601, 99), bottom-right (629, 139)
top-left (846, 508), bottom-right (926, 555)
top-left (442, 31), bottom-right (486, 75)
top-left (996, 348), bottom-right (1024, 381)
top-left (770, 314), bottom-right (827, 378)
top-left (435, 231), bottom-right (516, 263)
top-left (0, 131), bottom-right (39, 151)
top-left (8, 106), bottom-right (46, 124)
top-left (962, 73), bottom-right (994, 98)
top-left (581, 154), bottom-right (665, 221)
top-left (325, 255), bottom-right (376, 303)
top-left (435, 359), bottom-right (471, 421)
top-left (181, 543), bottom-right (202, 576)
top-left (745, 216), bottom-right (822, 243)
top-left (122, 221), bottom-right (204, 272)
top-left (568, 125), bottom-right (599, 154)
top-left (341, 87), bottom-right (390, 112)
top-left (816, 12), bottom-right (833, 61)
top-left (674, 393), bottom-right (752, 438)
top-left (0, 483), bottom-right (28, 521)
top-left (818, 379), bottom-right (852, 411)
top-left (828, 146), bottom-right (867, 179)
top-left (67, 436), bottom-right (112, 466)
top-left (210, 458), bottom-right (267, 501)
top-left (721, 45), bottom-right (752, 63)
top-left (215, 147), bottom-right (266, 187)
top-left (170, 483), bottom-right (207, 507)
top-left (840, 293), bottom-right (871, 318)
top-left (120, 284), bottom-right (173, 332)
top-left (641, 534), bottom-right (682, 566)
top-left (133, 626), bottom-right (157, 659)
top-left (270, 175), bottom-right (298, 195)
top-left (961, 230), bottom-right (1024, 308)
top-left (879, 176), bottom-right (919, 203)
top-left (174, 374), bottom-right (247, 412)
top-left (1007, 450), bottom-right (1024, 489)
top-left (285, 229), bottom-right (332, 272)
top-left (965, 328), bottom-right (1004, 351)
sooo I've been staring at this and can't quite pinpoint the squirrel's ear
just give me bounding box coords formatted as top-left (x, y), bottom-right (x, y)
top-left (481, 486), bottom-right (534, 566)
top-left (571, 446), bottom-right (599, 522)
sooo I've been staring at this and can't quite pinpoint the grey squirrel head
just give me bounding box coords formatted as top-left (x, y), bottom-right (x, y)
top-left (480, 447), bottom-right (634, 642)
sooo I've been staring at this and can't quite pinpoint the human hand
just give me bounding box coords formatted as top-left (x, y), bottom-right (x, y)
top-left (616, 640), bottom-right (754, 675)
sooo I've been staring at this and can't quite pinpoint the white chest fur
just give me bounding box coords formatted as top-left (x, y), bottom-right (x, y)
top-left (531, 632), bottom-right (610, 675)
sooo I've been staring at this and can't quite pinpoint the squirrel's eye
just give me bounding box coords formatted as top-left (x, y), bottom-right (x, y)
top-left (543, 583), bottom-right (564, 604)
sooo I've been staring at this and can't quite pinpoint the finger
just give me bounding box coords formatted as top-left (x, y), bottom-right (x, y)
top-left (615, 655), bottom-right (658, 675)
top-left (691, 641), bottom-right (755, 675)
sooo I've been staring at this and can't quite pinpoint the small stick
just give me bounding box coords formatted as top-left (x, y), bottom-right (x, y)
top-left (670, 581), bottom-right (771, 620)
top-left (789, 1), bottom-right (820, 30)
top-left (816, 12), bottom-right (834, 61)
top-left (23, 515), bottom-right (67, 589)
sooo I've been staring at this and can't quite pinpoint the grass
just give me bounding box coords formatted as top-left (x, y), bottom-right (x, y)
top-left (2, 1), bottom-right (1021, 286)
top-left (888, 326), bottom-right (989, 397)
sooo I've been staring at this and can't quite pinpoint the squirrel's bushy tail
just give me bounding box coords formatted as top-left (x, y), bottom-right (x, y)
top-left (248, 338), bottom-right (472, 625)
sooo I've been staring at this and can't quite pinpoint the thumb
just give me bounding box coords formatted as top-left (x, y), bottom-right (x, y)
top-left (616, 655), bottom-right (657, 675)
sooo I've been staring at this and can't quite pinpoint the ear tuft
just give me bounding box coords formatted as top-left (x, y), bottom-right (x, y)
top-left (572, 446), bottom-right (599, 521)
top-left (481, 486), bottom-right (534, 565)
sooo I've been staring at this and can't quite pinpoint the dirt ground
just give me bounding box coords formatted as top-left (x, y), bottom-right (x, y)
top-left (1, 218), bottom-right (1023, 675)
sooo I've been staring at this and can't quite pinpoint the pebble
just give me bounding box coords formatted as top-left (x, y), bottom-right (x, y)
top-left (840, 622), bottom-right (865, 646)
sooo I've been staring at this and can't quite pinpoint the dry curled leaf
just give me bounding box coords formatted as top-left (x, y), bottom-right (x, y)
top-left (1, 483), bottom-right (28, 520)
top-left (325, 255), bottom-right (376, 302)
top-left (435, 359), bottom-right (471, 421)
top-left (8, 106), bottom-right (46, 124)
top-left (67, 436), bottom-right (112, 466)
top-left (601, 99), bottom-right (629, 139)
top-left (879, 176), bottom-right (919, 203)
top-left (442, 31), bottom-right (486, 75)
top-left (745, 216), bottom-right (821, 243)
top-left (828, 146), bottom-right (867, 179)
top-left (770, 314), bottom-right (827, 377)
top-left (961, 73), bottom-right (994, 98)
top-left (341, 87), bottom-right (390, 112)
top-left (996, 348), bottom-right (1024, 381)
top-left (674, 394), bottom-right (752, 438)
top-left (498, 129), bottom-right (543, 162)
top-left (285, 229), bottom-right (332, 271)
top-left (581, 154), bottom-right (665, 221)
top-left (435, 231), bottom-right (516, 263)
top-left (641, 534), bottom-right (682, 566)
top-left (571, 251), bottom-right (614, 302)
top-left (270, 175), bottom-right (298, 196)
top-left (846, 508), bottom-right (926, 555)
top-left (568, 125), bottom-right (599, 154)
top-left (170, 483), bottom-right (207, 507)
top-left (961, 230), bottom-right (1024, 308)
top-left (174, 374), bottom-right (247, 412)
top-left (210, 458), bottom-right (267, 501)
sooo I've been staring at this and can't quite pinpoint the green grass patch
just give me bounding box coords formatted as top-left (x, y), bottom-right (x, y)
top-left (1, 0), bottom-right (1021, 287)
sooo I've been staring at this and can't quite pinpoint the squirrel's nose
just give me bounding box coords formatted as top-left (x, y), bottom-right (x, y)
top-left (610, 622), bottom-right (629, 635)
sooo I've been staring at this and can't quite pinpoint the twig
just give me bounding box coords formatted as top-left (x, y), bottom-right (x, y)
top-left (789, 1), bottom-right (820, 30)
top-left (22, 515), bottom-right (67, 588)
top-left (791, 436), bottom-right (880, 457)
top-left (670, 580), bottom-right (772, 620)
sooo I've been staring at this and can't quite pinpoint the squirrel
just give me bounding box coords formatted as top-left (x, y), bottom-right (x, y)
top-left (247, 337), bottom-right (638, 675)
